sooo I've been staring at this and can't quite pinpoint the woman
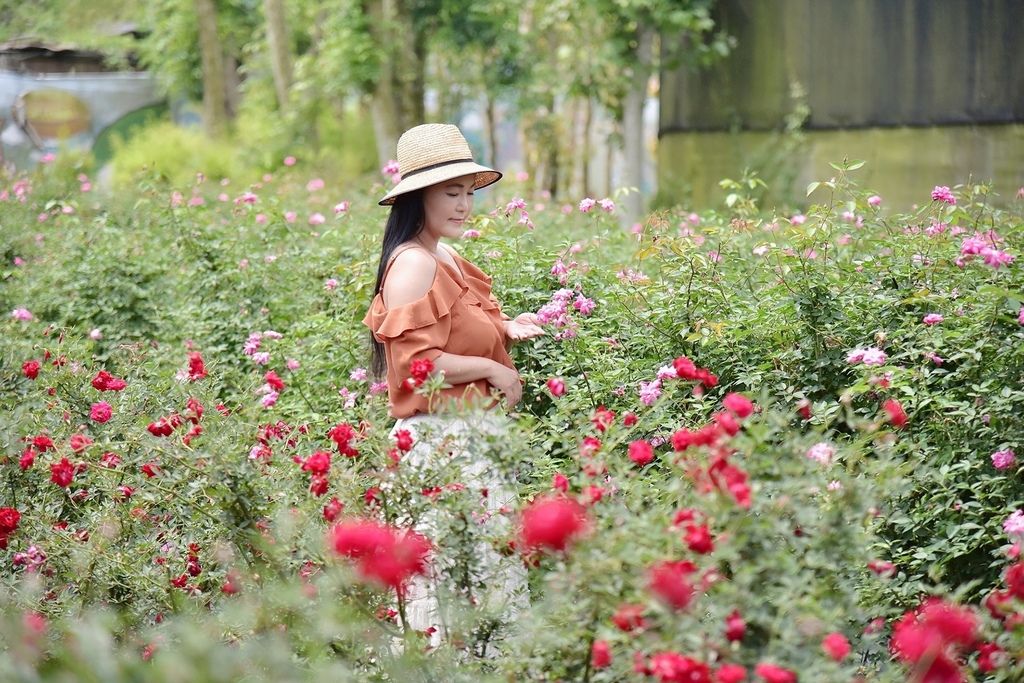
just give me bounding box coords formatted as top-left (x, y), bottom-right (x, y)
top-left (363, 123), bottom-right (542, 649)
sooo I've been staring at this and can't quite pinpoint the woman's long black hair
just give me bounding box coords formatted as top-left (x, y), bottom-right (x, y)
top-left (370, 189), bottom-right (425, 379)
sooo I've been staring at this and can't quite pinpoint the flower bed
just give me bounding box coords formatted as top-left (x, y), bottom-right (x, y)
top-left (1, 158), bottom-right (1022, 680)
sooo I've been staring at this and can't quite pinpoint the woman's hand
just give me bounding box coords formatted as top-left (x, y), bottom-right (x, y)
top-left (488, 362), bottom-right (523, 408)
top-left (504, 313), bottom-right (545, 342)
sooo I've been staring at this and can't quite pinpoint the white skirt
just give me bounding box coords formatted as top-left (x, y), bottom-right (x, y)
top-left (389, 411), bottom-right (528, 653)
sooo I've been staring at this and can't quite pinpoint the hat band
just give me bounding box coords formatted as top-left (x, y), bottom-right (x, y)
top-left (401, 158), bottom-right (476, 179)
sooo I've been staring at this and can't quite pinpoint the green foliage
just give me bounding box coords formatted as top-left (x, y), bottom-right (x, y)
top-left (1, 161), bottom-right (1023, 680)
top-left (108, 119), bottom-right (244, 185)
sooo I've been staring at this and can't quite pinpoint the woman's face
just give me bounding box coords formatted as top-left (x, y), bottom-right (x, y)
top-left (421, 174), bottom-right (476, 240)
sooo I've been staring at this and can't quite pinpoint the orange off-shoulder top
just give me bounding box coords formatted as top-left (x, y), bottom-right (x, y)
top-left (363, 246), bottom-right (516, 418)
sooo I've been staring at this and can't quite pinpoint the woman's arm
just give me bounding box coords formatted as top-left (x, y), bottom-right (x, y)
top-left (431, 352), bottom-right (523, 407)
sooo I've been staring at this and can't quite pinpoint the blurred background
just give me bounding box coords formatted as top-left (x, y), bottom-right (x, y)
top-left (0, 0), bottom-right (1021, 218)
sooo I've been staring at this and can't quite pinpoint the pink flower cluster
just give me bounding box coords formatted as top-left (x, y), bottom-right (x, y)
top-left (1004, 509), bottom-right (1024, 537)
top-left (807, 442), bottom-right (836, 466)
top-left (992, 449), bottom-right (1016, 470)
top-left (578, 197), bottom-right (615, 213)
top-left (958, 231), bottom-right (1015, 269)
top-left (535, 288), bottom-right (595, 340)
top-left (846, 346), bottom-right (888, 366)
top-left (550, 258), bottom-right (578, 285)
top-left (931, 186), bottom-right (957, 204)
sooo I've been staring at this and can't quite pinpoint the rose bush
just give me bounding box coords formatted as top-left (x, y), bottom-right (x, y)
top-left (1, 156), bottom-right (1022, 680)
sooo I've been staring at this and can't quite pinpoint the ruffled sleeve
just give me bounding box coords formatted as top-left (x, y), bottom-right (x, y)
top-left (363, 272), bottom-right (466, 372)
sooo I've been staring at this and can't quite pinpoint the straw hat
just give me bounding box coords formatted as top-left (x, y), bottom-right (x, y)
top-left (378, 123), bottom-right (501, 206)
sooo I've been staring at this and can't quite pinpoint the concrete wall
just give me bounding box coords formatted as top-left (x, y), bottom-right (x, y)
top-left (659, 0), bottom-right (1024, 210)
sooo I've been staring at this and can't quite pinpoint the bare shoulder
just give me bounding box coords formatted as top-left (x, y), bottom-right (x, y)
top-left (438, 242), bottom-right (461, 258)
top-left (382, 248), bottom-right (437, 308)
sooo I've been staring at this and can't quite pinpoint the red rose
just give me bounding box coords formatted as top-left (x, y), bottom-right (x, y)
top-left (977, 642), bottom-right (1008, 673)
top-left (684, 523), bottom-right (715, 555)
top-left (650, 652), bottom-right (711, 683)
top-left (309, 474), bottom-right (329, 497)
top-left (712, 410), bottom-right (740, 437)
top-left (69, 434), bottom-right (92, 453)
top-left (590, 640), bottom-right (612, 669)
top-left (187, 352), bottom-right (208, 381)
top-left (591, 406), bottom-right (615, 432)
top-left (394, 429), bottom-right (414, 452)
top-left (580, 436), bottom-right (602, 457)
top-left (882, 398), bottom-right (908, 428)
top-left (221, 569), bottom-right (243, 595)
top-left (552, 473), bottom-right (570, 493)
top-left (19, 448), bottom-right (36, 471)
top-left (546, 377), bottom-right (566, 397)
top-left (623, 412), bottom-right (638, 426)
top-left (518, 495), bottom-right (589, 553)
top-left (147, 418), bottom-right (174, 437)
top-left (647, 560), bottom-right (697, 611)
top-left (722, 393), bottom-right (753, 418)
top-left (409, 357), bottom-right (434, 382)
top-left (0, 507), bottom-right (21, 533)
top-left (22, 360), bottom-right (40, 379)
top-left (628, 440), bottom-right (655, 467)
top-left (611, 603), bottom-right (648, 632)
top-left (91, 370), bottom-right (126, 391)
top-left (328, 519), bottom-right (430, 590)
top-left (797, 398), bottom-right (812, 420)
top-left (754, 663), bottom-right (797, 683)
top-left (323, 497), bottom-right (344, 522)
top-left (31, 435), bottom-right (54, 452)
top-left (821, 632), bottom-right (851, 661)
top-left (264, 370), bottom-right (285, 391)
top-left (185, 397), bottom-right (204, 424)
top-left (301, 451), bottom-right (331, 476)
top-left (90, 402), bottom-right (113, 423)
top-left (724, 609), bottom-right (746, 642)
top-left (715, 663), bottom-right (747, 683)
top-left (50, 457), bottom-right (75, 488)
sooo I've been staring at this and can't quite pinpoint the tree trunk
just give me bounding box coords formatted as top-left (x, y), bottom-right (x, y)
top-left (581, 95), bottom-right (593, 196)
top-left (224, 51), bottom-right (242, 118)
top-left (194, 0), bottom-right (228, 138)
top-left (264, 0), bottom-right (293, 112)
top-left (621, 23), bottom-right (655, 226)
top-left (485, 91), bottom-right (498, 167)
top-left (366, 0), bottom-right (426, 166)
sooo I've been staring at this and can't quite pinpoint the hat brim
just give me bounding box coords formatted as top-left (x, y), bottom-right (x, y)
top-left (378, 162), bottom-right (502, 206)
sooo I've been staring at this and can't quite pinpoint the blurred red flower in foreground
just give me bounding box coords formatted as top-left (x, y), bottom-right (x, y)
top-left (518, 495), bottom-right (589, 553)
top-left (822, 632), bottom-right (851, 661)
top-left (590, 640), bottom-right (612, 668)
top-left (722, 392), bottom-right (754, 418)
top-left (754, 662), bottom-right (797, 682)
top-left (647, 560), bottom-right (697, 611)
top-left (890, 598), bottom-right (978, 683)
top-left (328, 519), bottom-right (430, 592)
